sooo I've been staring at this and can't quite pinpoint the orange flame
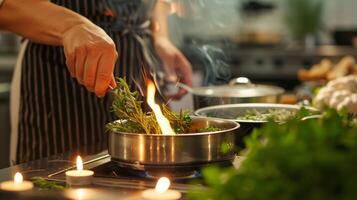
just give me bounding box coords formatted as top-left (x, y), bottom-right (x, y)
top-left (147, 80), bottom-right (175, 135)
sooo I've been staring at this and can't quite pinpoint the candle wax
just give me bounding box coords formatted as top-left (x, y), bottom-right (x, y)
top-left (0, 181), bottom-right (34, 192)
top-left (65, 170), bottom-right (94, 186)
top-left (142, 189), bottom-right (182, 200)
top-left (65, 170), bottom-right (94, 177)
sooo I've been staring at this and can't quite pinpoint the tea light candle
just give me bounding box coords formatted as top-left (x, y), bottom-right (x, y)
top-left (65, 156), bottom-right (94, 186)
top-left (142, 177), bottom-right (182, 200)
top-left (0, 172), bottom-right (34, 192)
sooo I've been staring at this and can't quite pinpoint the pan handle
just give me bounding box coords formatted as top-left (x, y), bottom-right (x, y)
top-left (229, 77), bottom-right (253, 86)
top-left (175, 82), bottom-right (194, 93)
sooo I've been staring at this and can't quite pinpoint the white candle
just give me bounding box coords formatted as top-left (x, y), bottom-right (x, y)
top-left (142, 177), bottom-right (182, 200)
top-left (65, 156), bottom-right (94, 186)
top-left (0, 172), bottom-right (34, 192)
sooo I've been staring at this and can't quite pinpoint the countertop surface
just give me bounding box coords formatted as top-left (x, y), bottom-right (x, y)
top-left (0, 142), bottom-right (209, 200)
top-left (0, 144), bottom-right (151, 200)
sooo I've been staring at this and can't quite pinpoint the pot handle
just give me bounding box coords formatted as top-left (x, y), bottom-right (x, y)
top-left (229, 77), bottom-right (253, 86)
top-left (175, 82), bottom-right (194, 93)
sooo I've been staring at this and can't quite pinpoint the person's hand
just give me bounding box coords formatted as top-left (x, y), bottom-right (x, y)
top-left (154, 36), bottom-right (192, 100)
top-left (62, 23), bottom-right (117, 97)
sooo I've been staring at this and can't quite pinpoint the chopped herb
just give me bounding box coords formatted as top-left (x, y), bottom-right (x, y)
top-left (31, 177), bottom-right (67, 190)
top-left (236, 108), bottom-right (298, 122)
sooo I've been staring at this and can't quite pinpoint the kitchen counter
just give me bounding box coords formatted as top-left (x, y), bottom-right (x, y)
top-left (0, 143), bottom-right (206, 200)
top-left (0, 150), bottom-right (139, 199)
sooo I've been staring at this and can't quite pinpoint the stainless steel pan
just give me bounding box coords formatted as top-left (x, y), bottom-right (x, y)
top-left (107, 117), bottom-right (239, 171)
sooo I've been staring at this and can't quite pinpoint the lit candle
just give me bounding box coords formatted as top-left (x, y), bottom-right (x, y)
top-left (65, 156), bottom-right (94, 186)
top-left (142, 177), bottom-right (182, 200)
top-left (0, 172), bottom-right (34, 192)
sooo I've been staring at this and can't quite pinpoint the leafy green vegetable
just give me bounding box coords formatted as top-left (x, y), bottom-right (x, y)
top-left (106, 78), bottom-right (192, 134)
top-left (188, 109), bottom-right (357, 200)
top-left (236, 108), bottom-right (297, 122)
top-left (31, 177), bottom-right (67, 190)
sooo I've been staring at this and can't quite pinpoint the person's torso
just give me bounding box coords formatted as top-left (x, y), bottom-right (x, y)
top-left (50, 0), bottom-right (156, 29)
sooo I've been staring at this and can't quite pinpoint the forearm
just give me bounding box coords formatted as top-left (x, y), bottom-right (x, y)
top-left (0, 0), bottom-right (92, 45)
top-left (151, 0), bottom-right (170, 40)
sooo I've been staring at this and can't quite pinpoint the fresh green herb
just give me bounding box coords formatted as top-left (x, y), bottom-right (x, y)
top-left (188, 109), bottom-right (357, 200)
top-left (106, 78), bottom-right (192, 134)
top-left (352, 118), bottom-right (357, 127)
top-left (162, 105), bottom-right (192, 134)
top-left (220, 142), bottom-right (233, 154)
top-left (196, 126), bottom-right (222, 133)
top-left (31, 177), bottom-right (67, 190)
top-left (236, 108), bottom-right (298, 122)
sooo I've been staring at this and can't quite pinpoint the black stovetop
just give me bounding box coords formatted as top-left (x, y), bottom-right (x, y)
top-left (45, 153), bottom-right (241, 192)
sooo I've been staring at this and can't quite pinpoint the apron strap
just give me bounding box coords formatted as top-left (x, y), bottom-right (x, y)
top-left (10, 39), bottom-right (28, 165)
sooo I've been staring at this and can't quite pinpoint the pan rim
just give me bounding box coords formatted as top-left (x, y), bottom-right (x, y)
top-left (194, 103), bottom-right (319, 123)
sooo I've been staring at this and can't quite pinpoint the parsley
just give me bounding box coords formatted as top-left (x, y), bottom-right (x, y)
top-left (189, 109), bottom-right (357, 200)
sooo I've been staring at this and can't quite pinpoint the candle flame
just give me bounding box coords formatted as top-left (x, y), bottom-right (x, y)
top-left (14, 172), bottom-right (23, 184)
top-left (146, 80), bottom-right (175, 135)
top-left (154, 177), bottom-right (170, 194)
top-left (76, 156), bottom-right (83, 171)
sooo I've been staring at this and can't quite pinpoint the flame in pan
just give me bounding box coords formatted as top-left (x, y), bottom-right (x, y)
top-left (147, 80), bottom-right (175, 135)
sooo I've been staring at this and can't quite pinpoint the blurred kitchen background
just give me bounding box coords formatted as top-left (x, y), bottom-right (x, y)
top-left (1, 0), bottom-right (357, 167)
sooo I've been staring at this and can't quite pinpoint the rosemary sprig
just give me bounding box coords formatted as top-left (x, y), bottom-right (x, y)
top-left (107, 78), bottom-right (192, 134)
top-left (31, 177), bottom-right (67, 190)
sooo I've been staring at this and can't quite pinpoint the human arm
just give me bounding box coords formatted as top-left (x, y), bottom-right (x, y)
top-left (151, 0), bottom-right (192, 100)
top-left (0, 0), bottom-right (117, 96)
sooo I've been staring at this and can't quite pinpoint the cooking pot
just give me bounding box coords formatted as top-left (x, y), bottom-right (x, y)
top-left (194, 103), bottom-right (318, 148)
top-left (179, 77), bottom-right (285, 109)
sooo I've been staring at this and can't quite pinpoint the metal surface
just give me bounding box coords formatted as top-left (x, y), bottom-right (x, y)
top-left (0, 149), bottom-right (192, 199)
top-left (193, 93), bottom-right (281, 109)
top-left (108, 117), bottom-right (239, 167)
top-left (181, 78), bottom-right (284, 109)
top-left (194, 103), bottom-right (319, 148)
top-left (194, 103), bottom-right (318, 123)
top-left (185, 78), bottom-right (284, 98)
top-left (0, 142), bottom-right (245, 199)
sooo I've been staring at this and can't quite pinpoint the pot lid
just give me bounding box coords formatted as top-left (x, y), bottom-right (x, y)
top-left (191, 77), bottom-right (284, 98)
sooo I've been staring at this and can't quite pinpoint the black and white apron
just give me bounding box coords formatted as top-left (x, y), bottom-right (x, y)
top-left (10, 0), bottom-right (159, 164)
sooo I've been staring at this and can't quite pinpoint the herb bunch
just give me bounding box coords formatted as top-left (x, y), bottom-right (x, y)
top-left (106, 78), bottom-right (191, 134)
top-left (31, 177), bottom-right (67, 190)
top-left (188, 109), bottom-right (357, 200)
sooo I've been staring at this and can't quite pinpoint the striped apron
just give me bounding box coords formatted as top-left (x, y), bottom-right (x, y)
top-left (11, 0), bottom-right (158, 164)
